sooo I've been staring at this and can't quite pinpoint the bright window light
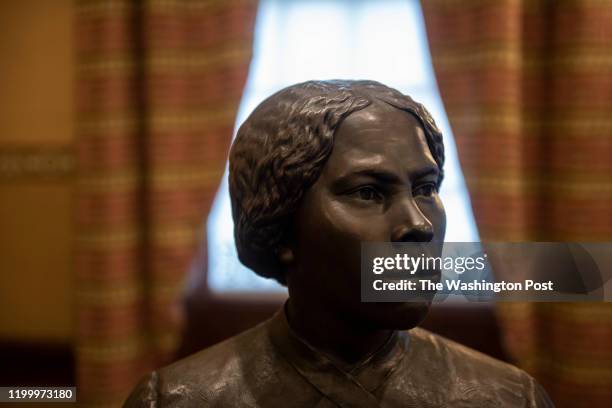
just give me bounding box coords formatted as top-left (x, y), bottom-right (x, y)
top-left (205, 0), bottom-right (480, 293)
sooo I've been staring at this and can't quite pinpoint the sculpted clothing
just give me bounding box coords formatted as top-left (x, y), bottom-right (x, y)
top-left (124, 309), bottom-right (553, 407)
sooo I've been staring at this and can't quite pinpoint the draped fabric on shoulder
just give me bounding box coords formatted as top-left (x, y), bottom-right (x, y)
top-left (75, 1), bottom-right (258, 406)
top-left (421, 1), bottom-right (612, 406)
top-left (123, 306), bottom-right (553, 407)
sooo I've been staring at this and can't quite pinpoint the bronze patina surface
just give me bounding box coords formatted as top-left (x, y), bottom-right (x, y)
top-left (125, 81), bottom-right (553, 407)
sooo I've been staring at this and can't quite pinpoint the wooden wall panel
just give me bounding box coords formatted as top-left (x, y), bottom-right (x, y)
top-left (0, 0), bottom-right (74, 342)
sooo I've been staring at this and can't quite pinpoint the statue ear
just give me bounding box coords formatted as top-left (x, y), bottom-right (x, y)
top-left (277, 247), bottom-right (295, 265)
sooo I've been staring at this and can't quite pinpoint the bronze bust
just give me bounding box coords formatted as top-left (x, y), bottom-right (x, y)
top-left (124, 81), bottom-right (553, 407)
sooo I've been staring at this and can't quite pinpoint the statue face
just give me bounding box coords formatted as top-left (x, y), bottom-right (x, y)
top-left (287, 102), bottom-right (446, 329)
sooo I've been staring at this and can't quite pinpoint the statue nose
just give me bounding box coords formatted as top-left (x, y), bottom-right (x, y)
top-left (390, 199), bottom-right (434, 242)
top-left (391, 223), bottom-right (434, 242)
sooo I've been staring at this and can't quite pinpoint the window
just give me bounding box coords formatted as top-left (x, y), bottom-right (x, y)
top-left (206, 0), bottom-right (479, 293)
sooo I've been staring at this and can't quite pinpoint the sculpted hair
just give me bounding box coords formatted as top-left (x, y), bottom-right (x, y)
top-left (229, 80), bottom-right (444, 285)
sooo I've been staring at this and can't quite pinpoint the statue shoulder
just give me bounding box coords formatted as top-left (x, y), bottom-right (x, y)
top-left (123, 321), bottom-right (272, 407)
top-left (123, 371), bottom-right (160, 408)
top-left (408, 327), bottom-right (554, 407)
top-left (408, 326), bottom-right (522, 377)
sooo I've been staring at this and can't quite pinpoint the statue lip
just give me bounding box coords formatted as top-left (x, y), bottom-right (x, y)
top-left (385, 271), bottom-right (442, 296)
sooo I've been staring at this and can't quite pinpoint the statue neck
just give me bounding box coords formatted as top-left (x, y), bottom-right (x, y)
top-left (285, 297), bottom-right (394, 367)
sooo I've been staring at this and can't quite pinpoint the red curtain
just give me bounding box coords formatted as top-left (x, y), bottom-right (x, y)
top-left (75, 1), bottom-right (258, 405)
top-left (422, 1), bottom-right (612, 406)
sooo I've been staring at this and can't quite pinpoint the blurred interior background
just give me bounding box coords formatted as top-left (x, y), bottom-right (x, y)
top-left (0, 1), bottom-right (611, 407)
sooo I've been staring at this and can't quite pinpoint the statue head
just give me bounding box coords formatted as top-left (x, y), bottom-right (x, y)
top-left (229, 80), bottom-right (446, 328)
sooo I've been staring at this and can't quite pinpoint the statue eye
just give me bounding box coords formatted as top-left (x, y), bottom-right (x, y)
top-left (354, 186), bottom-right (383, 202)
top-left (413, 183), bottom-right (437, 197)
